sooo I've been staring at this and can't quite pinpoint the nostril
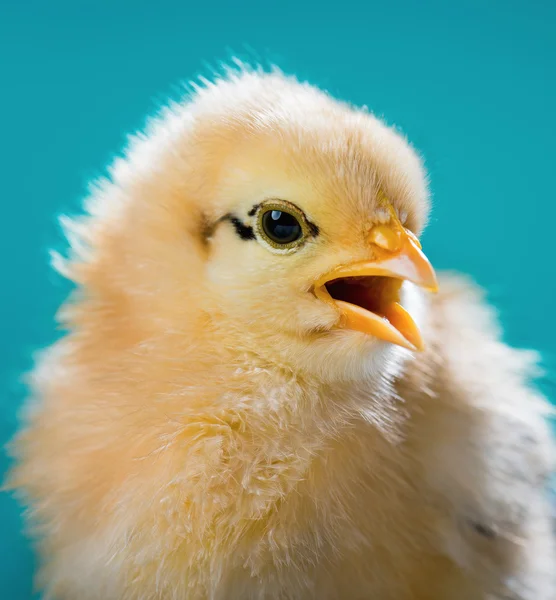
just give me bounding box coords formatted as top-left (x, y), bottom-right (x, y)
top-left (369, 225), bottom-right (402, 252)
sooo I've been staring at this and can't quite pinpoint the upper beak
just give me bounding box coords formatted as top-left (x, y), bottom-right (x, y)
top-left (313, 223), bottom-right (438, 351)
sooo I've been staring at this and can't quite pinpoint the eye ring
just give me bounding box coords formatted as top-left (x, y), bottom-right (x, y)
top-left (254, 200), bottom-right (311, 253)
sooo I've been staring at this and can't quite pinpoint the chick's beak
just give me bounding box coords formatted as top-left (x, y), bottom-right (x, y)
top-left (313, 224), bottom-right (438, 351)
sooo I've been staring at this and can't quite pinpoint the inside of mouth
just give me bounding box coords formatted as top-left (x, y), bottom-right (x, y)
top-left (325, 276), bottom-right (402, 319)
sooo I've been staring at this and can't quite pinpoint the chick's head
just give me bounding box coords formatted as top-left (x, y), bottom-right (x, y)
top-left (70, 71), bottom-right (436, 382)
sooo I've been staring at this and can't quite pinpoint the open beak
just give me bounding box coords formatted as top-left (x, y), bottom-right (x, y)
top-left (313, 223), bottom-right (438, 351)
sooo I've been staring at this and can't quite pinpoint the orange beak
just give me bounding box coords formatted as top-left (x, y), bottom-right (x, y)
top-left (313, 222), bottom-right (438, 351)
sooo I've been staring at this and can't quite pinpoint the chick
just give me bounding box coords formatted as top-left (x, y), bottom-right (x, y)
top-left (8, 69), bottom-right (556, 600)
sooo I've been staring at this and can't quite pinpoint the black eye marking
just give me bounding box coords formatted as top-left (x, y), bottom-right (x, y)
top-left (199, 213), bottom-right (214, 245)
top-left (470, 521), bottom-right (496, 539)
top-left (307, 220), bottom-right (319, 238)
top-left (224, 215), bottom-right (256, 241)
top-left (216, 203), bottom-right (319, 246)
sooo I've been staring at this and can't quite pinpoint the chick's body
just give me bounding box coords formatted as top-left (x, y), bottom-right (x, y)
top-left (9, 71), bottom-right (555, 600)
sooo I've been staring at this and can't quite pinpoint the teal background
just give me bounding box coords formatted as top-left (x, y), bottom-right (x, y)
top-left (1, 0), bottom-right (555, 597)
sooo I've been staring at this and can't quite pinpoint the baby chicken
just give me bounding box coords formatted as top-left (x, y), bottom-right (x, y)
top-left (8, 69), bottom-right (556, 600)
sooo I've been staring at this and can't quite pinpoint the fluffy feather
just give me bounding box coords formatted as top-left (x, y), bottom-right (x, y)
top-left (7, 68), bottom-right (556, 599)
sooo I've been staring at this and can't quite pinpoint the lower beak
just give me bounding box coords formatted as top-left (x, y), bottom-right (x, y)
top-left (313, 227), bottom-right (438, 351)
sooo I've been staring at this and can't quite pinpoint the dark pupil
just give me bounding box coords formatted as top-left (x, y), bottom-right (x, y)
top-left (262, 210), bottom-right (302, 244)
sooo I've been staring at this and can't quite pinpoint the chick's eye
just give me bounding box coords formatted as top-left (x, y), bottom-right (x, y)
top-left (261, 209), bottom-right (302, 244)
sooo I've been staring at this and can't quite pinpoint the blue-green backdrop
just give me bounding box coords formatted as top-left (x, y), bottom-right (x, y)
top-left (1, 1), bottom-right (555, 597)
